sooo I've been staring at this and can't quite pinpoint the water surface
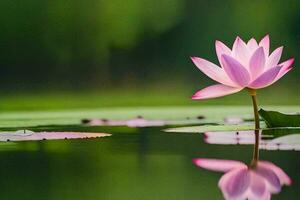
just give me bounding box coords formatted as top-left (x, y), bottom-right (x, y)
top-left (0, 126), bottom-right (298, 200)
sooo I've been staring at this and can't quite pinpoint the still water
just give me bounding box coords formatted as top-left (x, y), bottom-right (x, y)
top-left (0, 126), bottom-right (298, 200)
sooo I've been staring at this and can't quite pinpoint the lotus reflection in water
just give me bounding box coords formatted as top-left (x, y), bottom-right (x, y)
top-left (193, 158), bottom-right (291, 200)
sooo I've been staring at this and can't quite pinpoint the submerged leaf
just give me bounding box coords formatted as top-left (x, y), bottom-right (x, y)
top-left (0, 130), bottom-right (111, 142)
top-left (259, 109), bottom-right (300, 128)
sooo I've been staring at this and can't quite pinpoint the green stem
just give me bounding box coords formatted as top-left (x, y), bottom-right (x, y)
top-left (251, 95), bottom-right (260, 130)
top-left (250, 129), bottom-right (260, 168)
top-left (248, 89), bottom-right (260, 168)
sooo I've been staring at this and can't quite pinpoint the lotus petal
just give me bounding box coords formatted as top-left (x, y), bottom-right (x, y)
top-left (258, 161), bottom-right (292, 185)
top-left (219, 167), bottom-right (250, 199)
top-left (273, 58), bottom-right (294, 82)
top-left (247, 38), bottom-right (259, 53)
top-left (249, 66), bottom-right (281, 89)
top-left (249, 47), bottom-right (266, 79)
top-left (215, 40), bottom-right (231, 67)
top-left (193, 158), bottom-right (246, 172)
top-left (191, 57), bottom-right (235, 86)
top-left (192, 84), bottom-right (243, 100)
top-left (266, 47), bottom-right (283, 69)
top-left (248, 171), bottom-right (271, 200)
top-left (221, 55), bottom-right (251, 87)
top-left (255, 164), bottom-right (281, 193)
top-left (259, 35), bottom-right (270, 56)
top-left (232, 37), bottom-right (250, 67)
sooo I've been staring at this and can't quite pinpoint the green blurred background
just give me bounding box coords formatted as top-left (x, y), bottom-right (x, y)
top-left (0, 0), bottom-right (299, 110)
top-left (0, 2), bottom-right (299, 199)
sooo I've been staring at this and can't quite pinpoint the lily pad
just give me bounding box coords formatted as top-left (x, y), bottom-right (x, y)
top-left (82, 116), bottom-right (207, 127)
top-left (0, 106), bottom-right (298, 129)
top-left (203, 130), bottom-right (300, 151)
top-left (0, 130), bottom-right (111, 142)
top-left (164, 123), bottom-right (267, 133)
top-left (259, 109), bottom-right (300, 128)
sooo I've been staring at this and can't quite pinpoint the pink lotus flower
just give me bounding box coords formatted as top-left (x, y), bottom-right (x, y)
top-left (191, 35), bottom-right (294, 99)
top-left (193, 158), bottom-right (292, 200)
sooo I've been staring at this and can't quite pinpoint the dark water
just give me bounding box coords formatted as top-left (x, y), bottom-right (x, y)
top-left (0, 127), bottom-right (299, 200)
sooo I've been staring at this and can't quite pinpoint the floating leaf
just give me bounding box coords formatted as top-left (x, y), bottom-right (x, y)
top-left (82, 116), bottom-right (207, 127)
top-left (83, 117), bottom-right (166, 127)
top-left (0, 106), bottom-right (297, 128)
top-left (265, 134), bottom-right (300, 150)
top-left (164, 123), bottom-right (266, 133)
top-left (204, 130), bottom-right (300, 151)
top-left (259, 109), bottom-right (300, 128)
top-left (0, 130), bottom-right (111, 142)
